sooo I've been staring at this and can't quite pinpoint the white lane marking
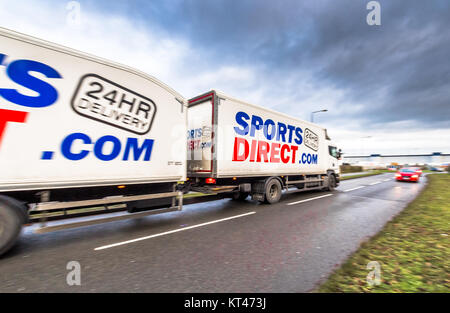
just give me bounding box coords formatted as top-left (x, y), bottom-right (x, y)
top-left (287, 194), bottom-right (333, 206)
top-left (344, 186), bottom-right (365, 192)
top-left (383, 178), bottom-right (391, 182)
top-left (94, 211), bottom-right (256, 251)
top-left (369, 181), bottom-right (381, 185)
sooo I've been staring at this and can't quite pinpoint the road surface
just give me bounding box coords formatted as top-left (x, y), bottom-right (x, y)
top-left (0, 173), bottom-right (426, 292)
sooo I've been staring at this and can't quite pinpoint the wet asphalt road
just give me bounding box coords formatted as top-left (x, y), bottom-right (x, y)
top-left (0, 173), bottom-right (426, 292)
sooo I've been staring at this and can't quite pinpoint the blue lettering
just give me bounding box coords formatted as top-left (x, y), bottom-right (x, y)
top-left (294, 127), bottom-right (303, 145)
top-left (61, 133), bottom-right (91, 160)
top-left (299, 153), bottom-right (317, 164)
top-left (60, 133), bottom-right (154, 162)
top-left (0, 58), bottom-right (62, 108)
top-left (263, 119), bottom-right (276, 140)
top-left (287, 125), bottom-right (295, 143)
top-left (277, 122), bottom-right (287, 142)
top-left (250, 115), bottom-right (263, 137)
top-left (234, 111), bottom-right (250, 136)
top-left (123, 138), bottom-right (154, 161)
top-left (94, 135), bottom-right (121, 161)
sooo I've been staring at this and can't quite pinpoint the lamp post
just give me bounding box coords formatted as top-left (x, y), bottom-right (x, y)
top-left (310, 109), bottom-right (328, 122)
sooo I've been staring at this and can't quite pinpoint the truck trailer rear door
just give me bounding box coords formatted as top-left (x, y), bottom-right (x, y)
top-left (187, 92), bottom-right (216, 175)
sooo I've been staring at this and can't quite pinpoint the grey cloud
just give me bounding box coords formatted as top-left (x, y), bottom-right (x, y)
top-left (82, 0), bottom-right (450, 127)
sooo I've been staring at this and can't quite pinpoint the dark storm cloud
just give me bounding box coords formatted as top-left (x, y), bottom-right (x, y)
top-left (85, 0), bottom-right (450, 127)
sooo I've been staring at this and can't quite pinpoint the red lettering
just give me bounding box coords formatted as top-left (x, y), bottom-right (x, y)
top-left (249, 139), bottom-right (257, 162)
top-left (0, 109), bottom-right (28, 149)
top-left (270, 143), bottom-right (281, 163)
top-left (291, 145), bottom-right (298, 163)
top-left (280, 144), bottom-right (290, 163)
top-left (233, 137), bottom-right (249, 161)
top-left (233, 137), bottom-right (300, 165)
top-left (257, 140), bottom-right (270, 162)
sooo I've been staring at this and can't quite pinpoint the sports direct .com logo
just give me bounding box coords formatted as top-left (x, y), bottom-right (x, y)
top-left (232, 111), bottom-right (318, 165)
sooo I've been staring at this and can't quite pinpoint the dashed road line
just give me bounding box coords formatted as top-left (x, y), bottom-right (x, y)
top-left (369, 181), bottom-right (382, 185)
top-left (94, 211), bottom-right (256, 251)
top-left (344, 186), bottom-right (365, 192)
top-left (287, 194), bottom-right (333, 206)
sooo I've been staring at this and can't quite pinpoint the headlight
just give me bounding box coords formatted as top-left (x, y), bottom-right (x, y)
top-left (412, 175), bottom-right (418, 178)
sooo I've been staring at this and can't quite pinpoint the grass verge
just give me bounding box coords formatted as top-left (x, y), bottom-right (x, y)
top-left (340, 170), bottom-right (384, 181)
top-left (318, 173), bottom-right (450, 292)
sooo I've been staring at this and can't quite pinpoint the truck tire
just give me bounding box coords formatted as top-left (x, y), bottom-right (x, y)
top-left (325, 173), bottom-right (336, 191)
top-left (0, 197), bottom-right (24, 256)
top-left (0, 195), bottom-right (28, 224)
top-left (264, 178), bottom-right (282, 204)
top-left (231, 192), bottom-right (249, 201)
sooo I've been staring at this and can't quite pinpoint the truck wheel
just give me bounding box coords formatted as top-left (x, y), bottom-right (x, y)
top-left (231, 192), bottom-right (249, 201)
top-left (264, 179), bottom-right (282, 204)
top-left (325, 174), bottom-right (336, 191)
top-left (0, 197), bottom-right (24, 256)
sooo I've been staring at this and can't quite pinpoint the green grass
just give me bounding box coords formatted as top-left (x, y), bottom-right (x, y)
top-left (318, 174), bottom-right (450, 292)
top-left (340, 170), bottom-right (384, 181)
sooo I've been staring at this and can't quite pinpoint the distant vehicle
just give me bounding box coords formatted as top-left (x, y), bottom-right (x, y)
top-left (387, 165), bottom-right (398, 171)
top-left (395, 168), bottom-right (420, 182)
top-left (411, 167), bottom-right (423, 176)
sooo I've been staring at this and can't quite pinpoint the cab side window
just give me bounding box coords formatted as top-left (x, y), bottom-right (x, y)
top-left (329, 146), bottom-right (338, 158)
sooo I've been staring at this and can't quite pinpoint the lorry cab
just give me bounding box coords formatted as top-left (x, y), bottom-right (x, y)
top-left (327, 140), bottom-right (341, 182)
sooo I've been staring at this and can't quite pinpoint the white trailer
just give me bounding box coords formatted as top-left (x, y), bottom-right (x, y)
top-left (187, 90), bottom-right (341, 202)
top-left (0, 28), bottom-right (187, 255)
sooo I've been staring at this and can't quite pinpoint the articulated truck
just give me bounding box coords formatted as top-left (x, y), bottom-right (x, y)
top-left (186, 91), bottom-right (341, 203)
top-left (0, 28), bottom-right (341, 255)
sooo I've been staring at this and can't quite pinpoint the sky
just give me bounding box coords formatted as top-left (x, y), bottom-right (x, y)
top-left (0, 0), bottom-right (449, 155)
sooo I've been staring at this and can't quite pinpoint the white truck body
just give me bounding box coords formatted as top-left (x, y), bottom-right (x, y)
top-left (0, 29), bottom-right (341, 256)
top-left (0, 28), bottom-right (187, 192)
top-left (187, 90), bottom-right (339, 178)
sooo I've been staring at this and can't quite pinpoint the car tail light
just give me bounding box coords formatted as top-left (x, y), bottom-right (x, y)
top-left (205, 178), bottom-right (216, 184)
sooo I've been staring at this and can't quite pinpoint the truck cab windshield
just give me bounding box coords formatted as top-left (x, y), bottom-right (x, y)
top-left (329, 146), bottom-right (338, 158)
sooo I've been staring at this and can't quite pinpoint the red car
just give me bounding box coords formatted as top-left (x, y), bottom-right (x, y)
top-left (411, 167), bottom-right (423, 176)
top-left (396, 168), bottom-right (420, 182)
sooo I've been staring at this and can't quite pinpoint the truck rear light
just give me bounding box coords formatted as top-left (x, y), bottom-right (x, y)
top-left (205, 178), bottom-right (216, 184)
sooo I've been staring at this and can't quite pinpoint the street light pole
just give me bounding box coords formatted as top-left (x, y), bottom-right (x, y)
top-left (310, 109), bottom-right (328, 122)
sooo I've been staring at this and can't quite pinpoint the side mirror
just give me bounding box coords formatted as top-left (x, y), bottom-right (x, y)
top-left (337, 149), bottom-right (342, 160)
